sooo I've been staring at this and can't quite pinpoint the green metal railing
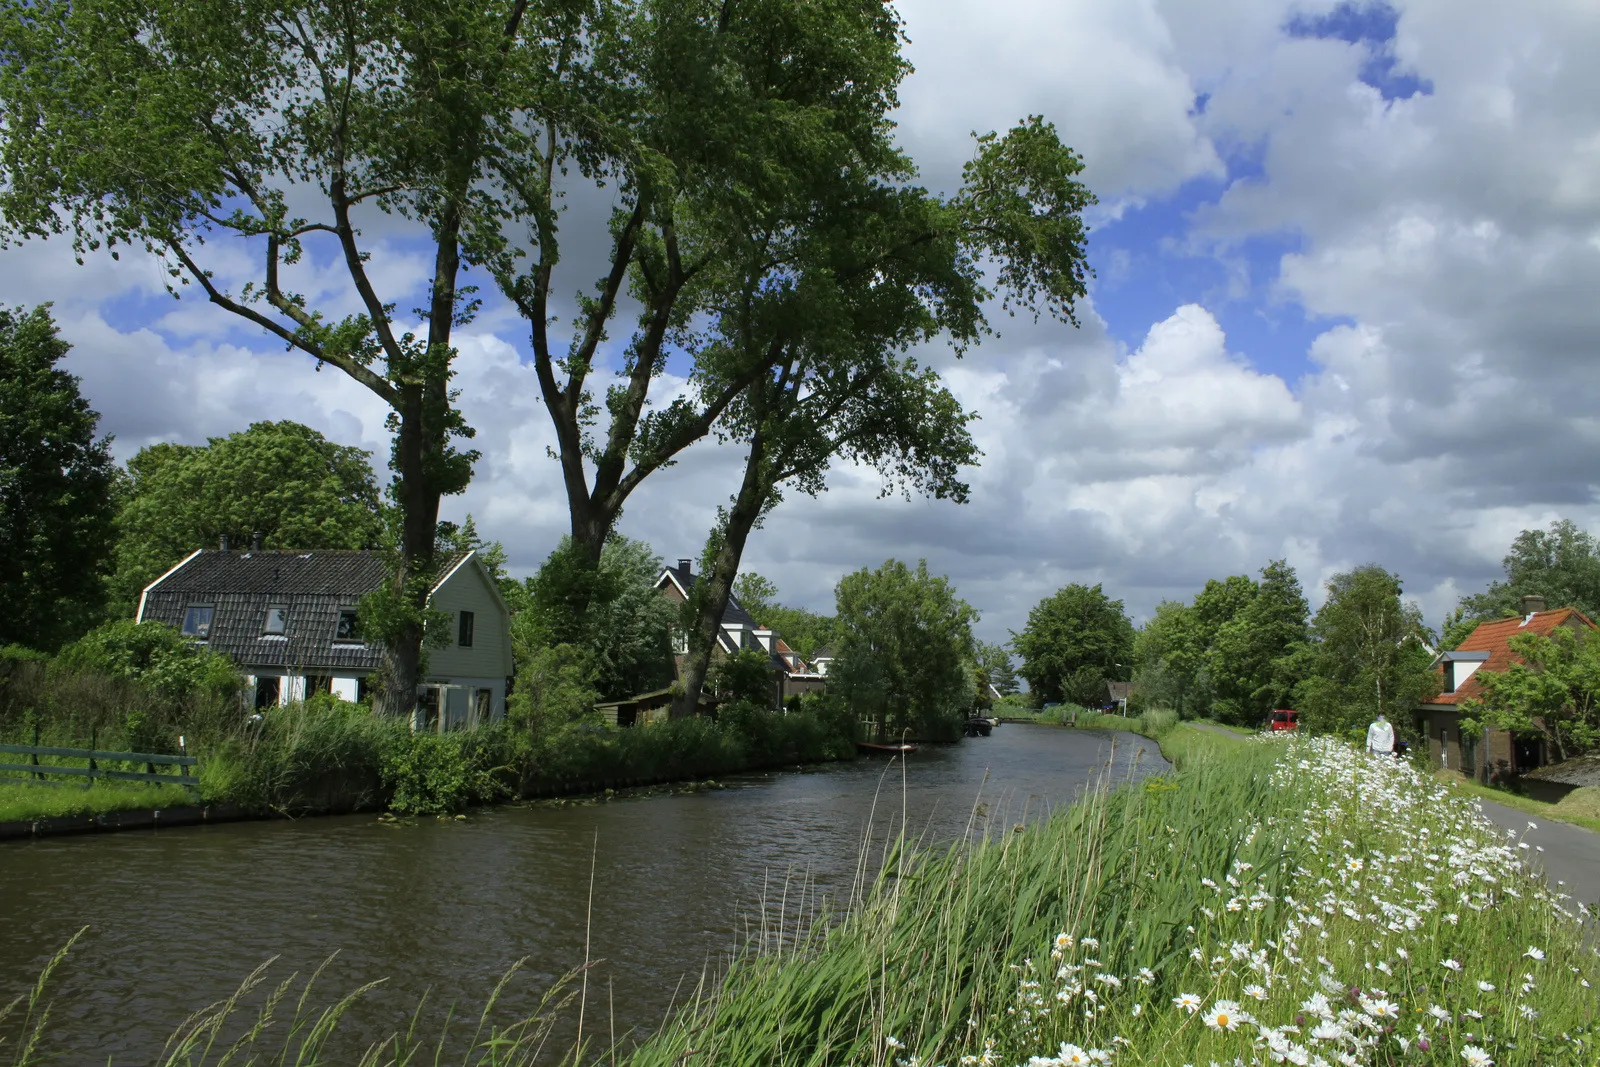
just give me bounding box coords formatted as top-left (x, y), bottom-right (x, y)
top-left (0, 726), bottom-right (199, 791)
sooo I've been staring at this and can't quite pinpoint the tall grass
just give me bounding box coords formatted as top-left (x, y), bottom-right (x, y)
top-left (622, 736), bottom-right (1600, 1067)
top-left (623, 739), bottom-right (1291, 1066)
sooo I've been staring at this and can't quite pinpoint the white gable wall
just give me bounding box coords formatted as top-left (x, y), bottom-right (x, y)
top-left (426, 555), bottom-right (512, 720)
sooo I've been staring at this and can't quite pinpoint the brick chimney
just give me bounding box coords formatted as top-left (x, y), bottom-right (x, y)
top-left (1519, 594), bottom-right (1547, 615)
top-left (677, 558), bottom-right (693, 576)
top-left (252, 531), bottom-right (263, 553)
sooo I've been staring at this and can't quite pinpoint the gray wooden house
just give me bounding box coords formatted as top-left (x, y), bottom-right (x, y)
top-left (137, 547), bottom-right (512, 729)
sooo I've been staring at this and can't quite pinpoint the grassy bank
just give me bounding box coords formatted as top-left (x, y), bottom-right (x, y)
top-left (624, 733), bottom-right (1597, 1067)
top-left (0, 781), bottom-right (195, 823)
top-left (1437, 773), bottom-right (1600, 834)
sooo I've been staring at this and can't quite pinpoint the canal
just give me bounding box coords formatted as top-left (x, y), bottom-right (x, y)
top-left (0, 724), bottom-right (1163, 1062)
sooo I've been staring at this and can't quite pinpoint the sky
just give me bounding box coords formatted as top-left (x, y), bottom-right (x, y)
top-left (7, 0), bottom-right (1600, 646)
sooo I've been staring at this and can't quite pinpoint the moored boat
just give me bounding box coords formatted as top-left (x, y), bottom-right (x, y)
top-left (856, 740), bottom-right (919, 755)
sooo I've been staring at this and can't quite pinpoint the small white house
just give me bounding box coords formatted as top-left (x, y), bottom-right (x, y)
top-left (136, 547), bottom-right (513, 729)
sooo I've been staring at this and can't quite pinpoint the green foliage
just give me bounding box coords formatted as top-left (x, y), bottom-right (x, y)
top-left (1012, 584), bottom-right (1134, 707)
top-left (0, 303), bottom-right (117, 649)
top-left (709, 648), bottom-right (775, 708)
top-left (976, 641), bottom-right (1019, 696)
top-left (732, 572), bottom-right (838, 658)
top-left (513, 537), bottom-right (675, 703)
top-left (1295, 565), bottom-right (1439, 739)
top-left (379, 727), bottom-right (514, 816)
top-left (1132, 600), bottom-right (1212, 718)
top-left (1456, 518), bottom-right (1600, 627)
top-left (54, 619), bottom-right (239, 705)
top-left (731, 574), bottom-right (780, 624)
top-left (1205, 560), bottom-right (1310, 726)
top-left (520, 704), bottom-right (854, 789)
top-left (111, 421), bottom-right (382, 612)
top-left (832, 559), bottom-right (978, 741)
top-left (1462, 626), bottom-right (1600, 760)
top-left (507, 643), bottom-right (601, 734)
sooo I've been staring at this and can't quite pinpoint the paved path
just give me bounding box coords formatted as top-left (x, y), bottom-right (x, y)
top-left (1470, 797), bottom-right (1600, 918)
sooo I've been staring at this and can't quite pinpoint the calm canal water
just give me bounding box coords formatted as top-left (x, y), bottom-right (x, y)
top-left (0, 725), bottom-right (1163, 1063)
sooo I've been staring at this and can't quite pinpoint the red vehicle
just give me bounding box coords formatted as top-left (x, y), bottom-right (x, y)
top-left (1269, 709), bottom-right (1300, 732)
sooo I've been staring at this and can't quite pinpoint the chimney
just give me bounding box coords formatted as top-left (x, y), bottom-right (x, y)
top-left (1519, 594), bottom-right (1547, 615)
top-left (678, 558), bottom-right (693, 576)
top-left (252, 531), bottom-right (263, 553)
top-left (219, 534), bottom-right (229, 551)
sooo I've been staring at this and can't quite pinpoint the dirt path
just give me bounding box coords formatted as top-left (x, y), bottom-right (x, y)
top-left (1471, 797), bottom-right (1600, 919)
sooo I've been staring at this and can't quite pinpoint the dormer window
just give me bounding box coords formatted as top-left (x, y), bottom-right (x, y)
top-left (335, 609), bottom-right (362, 643)
top-left (1441, 662), bottom-right (1455, 693)
top-left (262, 604), bottom-right (289, 636)
top-left (181, 605), bottom-right (214, 639)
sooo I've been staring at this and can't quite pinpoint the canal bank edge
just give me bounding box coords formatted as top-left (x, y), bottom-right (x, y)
top-left (0, 761), bottom-right (846, 842)
top-left (0, 803), bottom-right (265, 841)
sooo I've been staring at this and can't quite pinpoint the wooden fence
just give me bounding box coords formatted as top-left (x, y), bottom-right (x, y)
top-left (0, 728), bottom-right (199, 791)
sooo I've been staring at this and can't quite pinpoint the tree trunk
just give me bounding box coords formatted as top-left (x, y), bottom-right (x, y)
top-left (376, 195), bottom-right (461, 719)
top-left (670, 434), bottom-right (773, 719)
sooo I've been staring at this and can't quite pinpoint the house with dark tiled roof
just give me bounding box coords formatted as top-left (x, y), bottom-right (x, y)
top-left (650, 558), bottom-right (826, 717)
top-left (137, 545), bottom-right (512, 729)
top-left (1416, 595), bottom-right (1598, 781)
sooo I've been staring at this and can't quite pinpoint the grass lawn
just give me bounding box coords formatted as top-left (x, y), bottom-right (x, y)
top-left (0, 779), bottom-right (198, 823)
top-left (1435, 772), bottom-right (1600, 834)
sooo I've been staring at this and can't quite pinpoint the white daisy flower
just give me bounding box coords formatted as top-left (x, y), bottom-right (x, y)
top-left (1202, 1000), bottom-right (1244, 1031)
top-left (1173, 992), bottom-right (1202, 1013)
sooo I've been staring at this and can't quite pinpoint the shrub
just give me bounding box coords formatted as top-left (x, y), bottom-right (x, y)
top-left (55, 619), bottom-right (240, 702)
top-left (381, 730), bottom-right (515, 815)
top-left (203, 697), bottom-right (391, 814)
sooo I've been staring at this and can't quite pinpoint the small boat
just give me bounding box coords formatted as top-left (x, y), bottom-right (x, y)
top-left (856, 740), bottom-right (919, 755)
top-left (963, 717), bottom-right (993, 737)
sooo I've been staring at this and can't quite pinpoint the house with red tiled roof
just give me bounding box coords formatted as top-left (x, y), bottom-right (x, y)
top-left (1416, 595), bottom-right (1598, 781)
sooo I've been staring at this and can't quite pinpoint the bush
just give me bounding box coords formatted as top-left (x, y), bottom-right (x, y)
top-left (56, 619), bottom-right (240, 702)
top-left (0, 632), bottom-right (241, 753)
top-left (381, 724), bottom-right (519, 815)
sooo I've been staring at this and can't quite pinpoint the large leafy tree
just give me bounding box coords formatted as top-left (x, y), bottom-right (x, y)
top-left (1013, 583), bottom-right (1134, 708)
top-left (0, 304), bottom-right (117, 650)
top-left (0, 0), bottom-right (537, 710)
top-left (512, 535), bottom-right (675, 703)
top-left (1448, 519), bottom-right (1600, 645)
top-left (831, 559), bottom-right (977, 741)
top-left (112, 421), bottom-right (382, 611)
top-left (1461, 626), bottom-right (1600, 761)
top-left (1207, 560), bottom-right (1310, 725)
top-left (1296, 565), bottom-right (1439, 738)
top-left (1132, 599), bottom-right (1207, 717)
top-left (671, 115), bottom-right (1095, 717)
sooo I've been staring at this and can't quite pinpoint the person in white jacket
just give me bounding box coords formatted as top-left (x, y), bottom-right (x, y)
top-left (1366, 713), bottom-right (1395, 757)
